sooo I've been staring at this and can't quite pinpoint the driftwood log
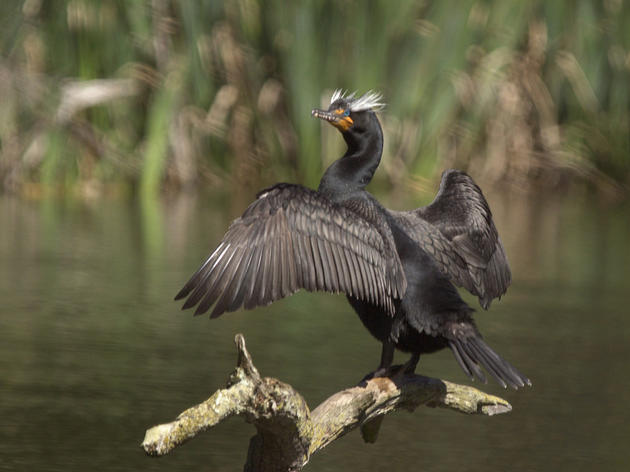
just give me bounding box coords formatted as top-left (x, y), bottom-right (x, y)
top-left (141, 334), bottom-right (512, 471)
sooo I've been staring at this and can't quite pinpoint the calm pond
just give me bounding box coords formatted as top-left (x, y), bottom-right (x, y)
top-left (1, 187), bottom-right (629, 471)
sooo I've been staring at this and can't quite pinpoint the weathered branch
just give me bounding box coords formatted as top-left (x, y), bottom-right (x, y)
top-left (142, 334), bottom-right (512, 471)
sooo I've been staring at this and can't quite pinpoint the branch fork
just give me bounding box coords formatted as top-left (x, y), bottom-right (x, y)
top-left (142, 334), bottom-right (512, 471)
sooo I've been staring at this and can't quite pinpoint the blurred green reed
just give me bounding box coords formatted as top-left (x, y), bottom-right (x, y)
top-left (1, 0), bottom-right (629, 197)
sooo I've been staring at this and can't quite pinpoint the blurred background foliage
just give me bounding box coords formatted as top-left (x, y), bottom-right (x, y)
top-left (2, 3), bottom-right (630, 470)
top-left (1, 0), bottom-right (629, 199)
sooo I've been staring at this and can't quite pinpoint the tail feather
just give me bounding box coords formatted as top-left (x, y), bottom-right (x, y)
top-left (450, 340), bottom-right (474, 379)
top-left (449, 337), bottom-right (531, 389)
top-left (467, 339), bottom-right (510, 388)
top-left (452, 339), bottom-right (487, 384)
top-left (470, 337), bottom-right (530, 388)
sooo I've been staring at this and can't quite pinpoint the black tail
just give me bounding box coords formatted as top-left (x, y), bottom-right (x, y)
top-left (449, 337), bottom-right (531, 389)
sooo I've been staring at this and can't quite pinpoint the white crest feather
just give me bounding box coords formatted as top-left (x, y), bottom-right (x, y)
top-left (330, 89), bottom-right (385, 112)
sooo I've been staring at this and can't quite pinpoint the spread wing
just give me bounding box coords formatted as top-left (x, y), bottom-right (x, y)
top-left (176, 183), bottom-right (407, 318)
top-left (390, 170), bottom-right (510, 309)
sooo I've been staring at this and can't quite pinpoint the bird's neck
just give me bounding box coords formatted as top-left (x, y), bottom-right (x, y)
top-left (318, 118), bottom-right (383, 200)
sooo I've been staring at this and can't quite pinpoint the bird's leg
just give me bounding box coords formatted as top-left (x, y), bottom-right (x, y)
top-left (400, 352), bottom-right (420, 375)
top-left (379, 340), bottom-right (395, 370)
top-left (360, 341), bottom-right (395, 383)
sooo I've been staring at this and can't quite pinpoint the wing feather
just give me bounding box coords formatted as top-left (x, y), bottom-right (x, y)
top-left (244, 245), bottom-right (265, 310)
top-left (330, 242), bottom-right (350, 294)
top-left (344, 246), bottom-right (361, 298)
top-left (309, 236), bottom-right (325, 290)
top-left (390, 170), bottom-right (510, 309)
top-left (177, 183), bottom-right (406, 317)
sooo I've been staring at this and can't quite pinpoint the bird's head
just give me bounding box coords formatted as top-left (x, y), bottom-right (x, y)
top-left (311, 90), bottom-right (385, 134)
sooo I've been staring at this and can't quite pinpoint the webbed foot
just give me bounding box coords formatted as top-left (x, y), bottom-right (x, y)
top-left (360, 353), bottom-right (420, 384)
top-left (360, 367), bottom-right (389, 383)
top-left (360, 364), bottom-right (407, 384)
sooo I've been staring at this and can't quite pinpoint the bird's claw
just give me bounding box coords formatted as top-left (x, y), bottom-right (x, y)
top-left (359, 364), bottom-right (408, 384)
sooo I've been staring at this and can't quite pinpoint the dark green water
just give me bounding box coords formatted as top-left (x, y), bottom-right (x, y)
top-left (1, 189), bottom-right (629, 471)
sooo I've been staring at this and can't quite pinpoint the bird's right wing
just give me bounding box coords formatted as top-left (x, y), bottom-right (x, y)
top-left (175, 183), bottom-right (407, 318)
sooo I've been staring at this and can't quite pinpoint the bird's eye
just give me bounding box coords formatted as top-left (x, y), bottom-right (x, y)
top-left (343, 109), bottom-right (350, 117)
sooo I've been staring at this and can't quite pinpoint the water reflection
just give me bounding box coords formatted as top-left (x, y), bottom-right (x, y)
top-left (0, 189), bottom-right (628, 471)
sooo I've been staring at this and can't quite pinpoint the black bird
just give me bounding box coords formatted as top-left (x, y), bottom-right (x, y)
top-left (176, 90), bottom-right (530, 389)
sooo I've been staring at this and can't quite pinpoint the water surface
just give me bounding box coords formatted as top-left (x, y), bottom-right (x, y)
top-left (1, 189), bottom-right (629, 471)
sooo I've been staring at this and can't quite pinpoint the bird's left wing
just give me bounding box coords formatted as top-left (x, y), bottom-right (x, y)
top-left (175, 183), bottom-right (407, 318)
top-left (390, 170), bottom-right (511, 309)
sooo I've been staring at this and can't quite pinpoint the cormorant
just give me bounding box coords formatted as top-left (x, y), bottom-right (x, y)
top-left (176, 90), bottom-right (530, 389)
